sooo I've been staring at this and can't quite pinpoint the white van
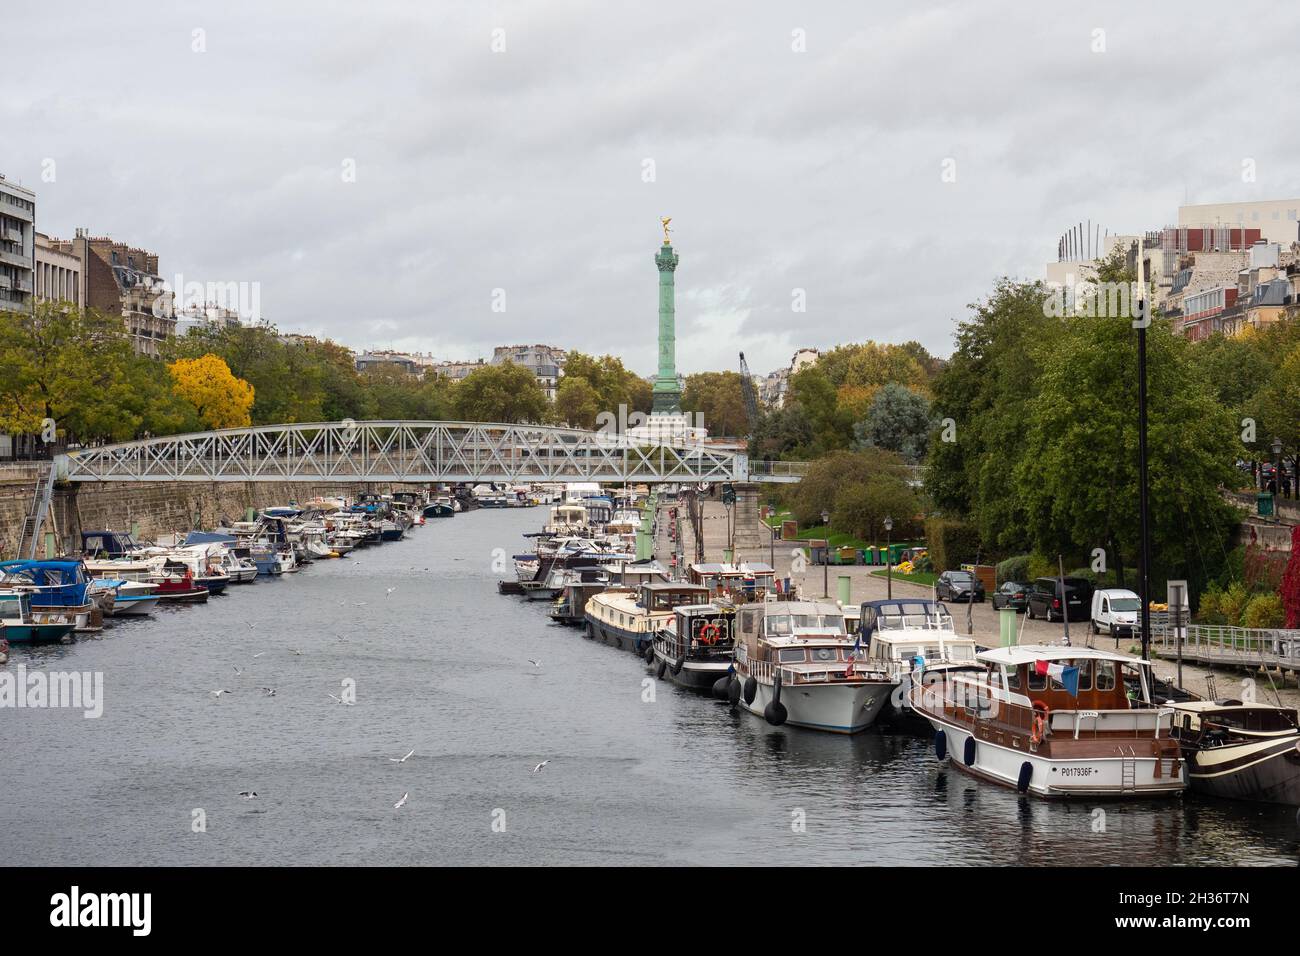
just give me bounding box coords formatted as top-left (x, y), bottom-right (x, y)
top-left (1091, 588), bottom-right (1141, 636)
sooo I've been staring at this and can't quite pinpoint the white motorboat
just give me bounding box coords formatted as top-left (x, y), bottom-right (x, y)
top-left (909, 644), bottom-right (1184, 799)
top-left (857, 598), bottom-right (980, 717)
top-left (728, 600), bottom-right (895, 733)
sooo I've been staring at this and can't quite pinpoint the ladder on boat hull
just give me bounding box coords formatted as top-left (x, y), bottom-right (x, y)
top-left (1120, 754), bottom-right (1137, 793)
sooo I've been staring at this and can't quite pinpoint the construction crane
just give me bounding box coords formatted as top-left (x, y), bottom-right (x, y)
top-left (738, 352), bottom-right (760, 436)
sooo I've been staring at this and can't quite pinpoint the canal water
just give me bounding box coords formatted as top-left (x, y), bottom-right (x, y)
top-left (3, 508), bottom-right (1298, 866)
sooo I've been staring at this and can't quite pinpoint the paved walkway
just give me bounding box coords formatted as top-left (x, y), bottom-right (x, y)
top-left (656, 497), bottom-right (1300, 707)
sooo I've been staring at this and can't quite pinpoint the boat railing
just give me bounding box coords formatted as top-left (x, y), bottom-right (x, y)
top-left (654, 632), bottom-right (735, 661)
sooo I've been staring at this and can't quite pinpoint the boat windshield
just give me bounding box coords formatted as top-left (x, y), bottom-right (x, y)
top-left (875, 603), bottom-right (954, 631)
top-left (766, 612), bottom-right (845, 635)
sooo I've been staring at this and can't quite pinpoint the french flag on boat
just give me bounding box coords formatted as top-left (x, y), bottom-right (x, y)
top-left (1034, 659), bottom-right (1080, 696)
top-left (844, 632), bottom-right (862, 678)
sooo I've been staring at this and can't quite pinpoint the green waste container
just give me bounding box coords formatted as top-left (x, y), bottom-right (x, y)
top-left (888, 544), bottom-right (906, 564)
top-left (1257, 492), bottom-right (1275, 517)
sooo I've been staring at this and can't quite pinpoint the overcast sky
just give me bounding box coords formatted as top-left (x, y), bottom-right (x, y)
top-left (5, 1), bottom-right (1299, 377)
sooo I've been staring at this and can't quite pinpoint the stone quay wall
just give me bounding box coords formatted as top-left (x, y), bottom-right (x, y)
top-left (0, 475), bottom-right (425, 558)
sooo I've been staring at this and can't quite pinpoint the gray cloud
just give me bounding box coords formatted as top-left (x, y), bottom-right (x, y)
top-left (5, 0), bottom-right (1298, 377)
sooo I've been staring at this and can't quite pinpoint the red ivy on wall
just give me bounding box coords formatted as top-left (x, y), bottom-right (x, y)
top-left (1281, 527), bottom-right (1300, 629)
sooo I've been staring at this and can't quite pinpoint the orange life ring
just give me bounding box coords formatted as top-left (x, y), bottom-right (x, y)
top-left (1030, 699), bottom-right (1051, 745)
top-left (698, 622), bottom-right (721, 645)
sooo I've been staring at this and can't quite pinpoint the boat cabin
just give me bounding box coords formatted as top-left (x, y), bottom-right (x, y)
top-left (636, 581), bottom-right (712, 613)
top-left (81, 530), bottom-right (146, 559)
top-left (859, 599), bottom-right (978, 674)
top-left (0, 559), bottom-right (94, 607)
top-left (734, 600), bottom-right (848, 659)
top-left (1168, 700), bottom-right (1300, 742)
top-left (662, 603), bottom-right (737, 657)
top-left (688, 562), bottom-right (778, 602)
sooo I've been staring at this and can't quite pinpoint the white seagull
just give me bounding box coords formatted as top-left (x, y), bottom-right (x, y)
top-left (531, 760), bottom-right (551, 774)
top-left (238, 790), bottom-right (258, 799)
top-left (385, 587), bottom-right (398, 597)
top-left (260, 687), bottom-right (277, 697)
top-left (210, 689), bottom-right (234, 698)
top-left (389, 749), bottom-right (415, 763)
top-left (528, 659), bottom-right (542, 668)
top-left (232, 664), bottom-right (243, 676)
top-left (252, 652), bottom-right (265, 658)
top-left (394, 792), bottom-right (409, 809)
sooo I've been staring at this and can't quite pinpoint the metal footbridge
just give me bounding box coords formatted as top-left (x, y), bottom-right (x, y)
top-left (58, 421), bottom-right (808, 485)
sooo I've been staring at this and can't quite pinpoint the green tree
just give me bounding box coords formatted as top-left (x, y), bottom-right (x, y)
top-left (832, 478), bottom-right (921, 545)
top-left (749, 403), bottom-right (814, 460)
top-left (1013, 312), bottom-right (1240, 593)
top-left (453, 362), bottom-right (548, 423)
top-left (0, 303), bottom-right (189, 442)
top-left (555, 375), bottom-right (602, 428)
top-left (787, 365), bottom-right (852, 453)
top-left (923, 278), bottom-right (1056, 533)
top-left (681, 371), bottom-right (750, 437)
top-left (560, 352), bottom-right (652, 418)
top-left (854, 382), bottom-right (935, 464)
top-left (784, 447), bottom-right (912, 526)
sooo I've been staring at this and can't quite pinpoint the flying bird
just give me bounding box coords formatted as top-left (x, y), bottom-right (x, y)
top-left (260, 687), bottom-right (277, 697)
top-left (389, 749), bottom-right (415, 763)
top-left (238, 791), bottom-right (258, 799)
top-left (531, 760), bottom-right (550, 774)
top-left (291, 649), bottom-right (303, 656)
top-left (232, 665), bottom-right (243, 676)
top-left (210, 689), bottom-right (234, 698)
top-left (328, 693), bottom-right (354, 706)
top-left (252, 652), bottom-right (265, 658)
top-left (394, 792), bottom-right (409, 809)
top-left (528, 659), bottom-right (542, 668)
top-left (385, 587), bottom-right (398, 597)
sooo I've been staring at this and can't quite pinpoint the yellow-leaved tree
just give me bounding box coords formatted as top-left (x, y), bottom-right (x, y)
top-left (168, 354), bottom-right (255, 429)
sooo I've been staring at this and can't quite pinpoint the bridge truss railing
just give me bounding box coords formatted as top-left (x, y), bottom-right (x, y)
top-left (59, 421), bottom-right (805, 484)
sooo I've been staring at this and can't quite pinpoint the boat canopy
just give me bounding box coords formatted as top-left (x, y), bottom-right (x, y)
top-left (977, 644), bottom-right (1150, 667)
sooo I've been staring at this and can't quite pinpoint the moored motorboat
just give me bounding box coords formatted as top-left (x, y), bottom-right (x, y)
top-left (423, 496), bottom-right (455, 518)
top-left (99, 580), bottom-right (162, 616)
top-left (585, 581), bottom-right (712, 656)
top-left (909, 644), bottom-right (1184, 799)
top-left (729, 600), bottom-right (895, 733)
top-left (652, 602), bottom-right (738, 692)
top-left (1169, 699), bottom-right (1300, 806)
top-left (856, 598), bottom-right (980, 719)
top-left (0, 592), bottom-right (77, 643)
top-left (0, 559), bottom-right (103, 633)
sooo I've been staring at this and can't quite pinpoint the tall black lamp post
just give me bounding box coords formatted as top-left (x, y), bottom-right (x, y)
top-left (1272, 436), bottom-right (1283, 498)
top-left (1135, 243), bottom-right (1153, 663)
top-left (883, 516), bottom-right (894, 600)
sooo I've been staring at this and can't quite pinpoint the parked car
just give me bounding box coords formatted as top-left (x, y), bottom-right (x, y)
top-left (1091, 588), bottom-right (1141, 637)
top-left (990, 581), bottom-right (1030, 612)
top-left (936, 570), bottom-right (985, 603)
top-left (1026, 576), bottom-right (1092, 622)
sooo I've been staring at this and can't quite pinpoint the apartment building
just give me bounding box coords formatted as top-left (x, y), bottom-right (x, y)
top-left (0, 175), bottom-right (36, 312)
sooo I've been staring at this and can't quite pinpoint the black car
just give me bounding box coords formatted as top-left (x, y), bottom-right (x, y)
top-left (990, 581), bottom-right (1030, 611)
top-left (935, 570), bottom-right (985, 603)
top-left (1026, 576), bottom-right (1092, 623)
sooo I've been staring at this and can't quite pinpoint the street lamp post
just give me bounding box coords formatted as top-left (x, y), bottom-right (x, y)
top-left (883, 516), bottom-right (894, 600)
top-left (1272, 436), bottom-right (1283, 499)
top-left (1135, 244), bottom-right (1153, 663)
